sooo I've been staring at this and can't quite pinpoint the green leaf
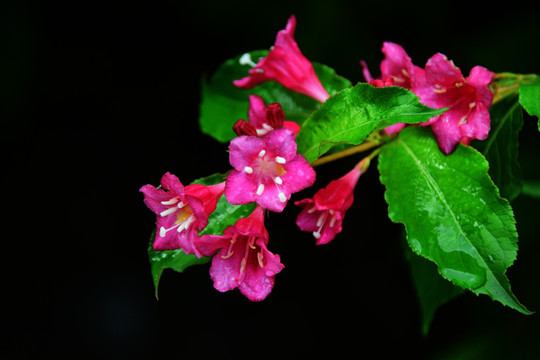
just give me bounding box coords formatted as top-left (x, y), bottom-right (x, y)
top-left (199, 50), bottom-right (352, 143)
top-left (148, 229), bottom-right (211, 299)
top-left (403, 237), bottom-right (464, 335)
top-left (295, 83), bottom-right (445, 163)
top-left (148, 172), bottom-right (256, 298)
top-left (379, 127), bottom-right (531, 314)
top-left (518, 74), bottom-right (540, 130)
top-left (473, 96), bottom-right (523, 201)
top-left (199, 197), bottom-right (257, 236)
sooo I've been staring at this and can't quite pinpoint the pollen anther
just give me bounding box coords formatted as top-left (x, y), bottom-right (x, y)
top-left (160, 207), bottom-right (177, 217)
top-left (275, 156), bottom-right (286, 164)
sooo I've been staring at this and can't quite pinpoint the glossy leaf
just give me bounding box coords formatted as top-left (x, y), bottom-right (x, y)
top-left (473, 96), bottom-right (523, 201)
top-left (518, 74), bottom-right (540, 131)
top-left (379, 127), bottom-right (531, 314)
top-left (148, 229), bottom-right (210, 299)
top-left (295, 84), bottom-right (445, 163)
top-left (199, 50), bottom-right (352, 143)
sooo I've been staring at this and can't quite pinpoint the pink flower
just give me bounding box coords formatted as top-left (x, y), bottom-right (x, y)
top-left (233, 95), bottom-right (301, 137)
top-left (225, 128), bottom-right (316, 213)
top-left (412, 53), bottom-right (494, 154)
top-left (361, 42), bottom-right (423, 90)
top-left (140, 172), bottom-right (225, 256)
top-left (361, 42), bottom-right (424, 136)
top-left (197, 206), bottom-right (284, 301)
top-left (369, 77), bottom-right (406, 135)
top-left (233, 15), bottom-right (330, 103)
top-left (295, 164), bottom-right (365, 245)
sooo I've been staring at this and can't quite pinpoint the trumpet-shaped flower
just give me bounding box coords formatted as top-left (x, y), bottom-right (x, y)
top-left (197, 206), bottom-right (284, 301)
top-left (361, 42), bottom-right (423, 90)
top-left (233, 15), bottom-right (330, 103)
top-left (140, 172), bottom-right (225, 255)
top-left (233, 95), bottom-right (301, 137)
top-left (361, 42), bottom-right (424, 136)
top-left (295, 164), bottom-right (365, 245)
top-left (369, 77), bottom-right (406, 135)
top-left (413, 53), bottom-right (494, 154)
top-left (226, 128), bottom-right (316, 213)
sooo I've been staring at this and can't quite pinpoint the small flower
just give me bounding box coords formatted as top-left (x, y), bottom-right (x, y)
top-left (361, 42), bottom-right (423, 90)
top-left (369, 77), bottom-right (406, 135)
top-left (140, 172), bottom-right (225, 255)
top-left (412, 53), bottom-right (494, 154)
top-left (233, 95), bottom-right (301, 137)
top-left (361, 42), bottom-right (424, 136)
top-left (233, 15), bottom-right (330, 103)
top-left (295, 162), bottom-right (366, 245)
top-left (226, 128), bottom-right (316, 213)
top-left (197, 206), bottom-right (284, 301)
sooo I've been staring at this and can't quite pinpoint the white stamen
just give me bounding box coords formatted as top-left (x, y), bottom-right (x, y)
top-left (177, 201), bottom-right (186, 208)
top-left (258, 150), bottom-right (266, 157)
top-left (177, 216), bottom-right (195, 233)
top-left (257, 252), bottom-right (265, 268)
top-left (244, 166), bottom-right (253, 174)
top-left (469, 102), bottom-right (476, 108)
top-left (329, 216), bottom-right (337, 228)
top-left (316, 212), bottom-right (327, 227)
top-left (262, 123), bottom-right (273, 131)
top-left (161, 198), bottom-right (179, 206)
top-left (308, 206), bottom-right (317, 214)
top-left (313, 231), bottom-right (321, 239)
top-left (159, 227), bottom-right (167, 237)
top-left (239, 53), bottom-right (257, 67)
top-left (278, 192), bottom-right (287, 203)
top-left (274, 176), bottom-right (283, 185)
top-left (275, 156), bottom-right (286, 164)
top-left (256, 184), bottom-right (265, 195)
top-left (160, 207), bottom-right (177, 217)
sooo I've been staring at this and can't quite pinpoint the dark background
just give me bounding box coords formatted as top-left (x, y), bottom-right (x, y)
top-left (4, 0), bottom-right (540, 358)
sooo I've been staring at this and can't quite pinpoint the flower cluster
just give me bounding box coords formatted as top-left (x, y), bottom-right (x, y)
top-left (141, 14), bottom-right (498, 301)
top-left (141, 104), bottom-right (316, 300)
top-left (362, 42), bottom-right (494, 154)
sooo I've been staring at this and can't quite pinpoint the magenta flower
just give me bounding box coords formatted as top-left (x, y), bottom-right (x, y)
top-left (197, 206), bottom-right (284, 301)
top-left (295, 164), bottom-right (365, 245)
top-left (233, 15), bottom-right (330, 103)
top-left (361, 42), bottom-right (423, 90)
top-left (361, 42), bottom-right (424, 136)
top-left (140, 172), bottom-right (225, 255)
top-left (225, 128), bottom-right (316, 213)
top-left (412, 53), bottom-right (494, 154)
top-left (368, 77), bottom-right (406, 135)
top-left (233, 95), bottom-right (301, 137)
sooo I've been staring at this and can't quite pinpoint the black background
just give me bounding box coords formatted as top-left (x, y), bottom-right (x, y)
top-left (4, 0), bottom-right (540, 358)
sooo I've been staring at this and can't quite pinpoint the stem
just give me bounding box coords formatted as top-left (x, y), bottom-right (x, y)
top-left (311, 141), bottom-right (379, 167)
top-left (490, 72), bottom-right (538, 105)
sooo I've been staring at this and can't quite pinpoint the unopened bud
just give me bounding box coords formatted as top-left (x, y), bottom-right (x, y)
top-left (266, 103), bottom-right (285, 128)
top-left (233, 119), bottom-right (258, 136)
